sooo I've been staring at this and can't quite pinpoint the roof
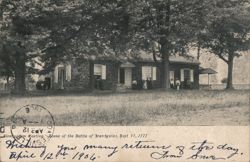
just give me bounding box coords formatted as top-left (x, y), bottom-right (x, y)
top-left (132, 51), bottom-right (200, 64)
top-left (120, 61), bottom-right (136, 68)
top-left (199, 67), bottom-right (217, 74)
top-left (85, 51), bottom-right (200, 65)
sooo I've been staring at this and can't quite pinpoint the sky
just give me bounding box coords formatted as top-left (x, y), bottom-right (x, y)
top-left (196, 50), bottom-right (250, 85)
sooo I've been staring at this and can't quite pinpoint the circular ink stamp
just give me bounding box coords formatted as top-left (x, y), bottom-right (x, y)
top-left (10, 104), bottom-right (55, 146)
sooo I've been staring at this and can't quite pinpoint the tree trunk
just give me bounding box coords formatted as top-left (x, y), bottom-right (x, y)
top-left (6, 76), bottom-right (9, 85)
top-left (161, 43), bottom-right (170, 90)
top-left (89, 60), bottom-right (95, 91)
top-left (13, 52), bottom-right (26, 95)
top-left (159, 1), bottom-right (171, 90)
top-left (197, 43), bottom-right (201, 60)
top-left (6, 75), bottom-right (10, 91)
top-left (226, 53), bottom-right (234, 90)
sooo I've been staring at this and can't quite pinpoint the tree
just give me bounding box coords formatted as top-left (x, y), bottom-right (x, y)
top-left (0, 0), bottom-right (99, 94)
top-left (39, 0), bottom-right (133, 90)
top-left (0, 0), bottom-right (134, 94)
top-left (186, 0), bottom-right (212, 60)
top-left (0, 0), bottom-right (54, 94)
top-left (203, 0), bottom-right (250, 89)
top-left (127, 0), bottom-right (204, 89)
top-left (0, 43), bottom-right (14, 85)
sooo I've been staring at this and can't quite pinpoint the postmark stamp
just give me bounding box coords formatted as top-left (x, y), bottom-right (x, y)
top-left (10, 104), bottom-right (55, 146)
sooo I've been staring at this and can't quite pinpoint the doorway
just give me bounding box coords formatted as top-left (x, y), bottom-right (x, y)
top-left (119, 68), bottom-right (125, 84)
top-left (119, 68), bottom-right (132, 87)
top-left (58, 67), bottom-right (65, 89)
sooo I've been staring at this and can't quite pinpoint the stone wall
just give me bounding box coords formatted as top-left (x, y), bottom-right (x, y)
top-left (132, 61), bottom-right (199, 89)
top-left (170, 63), bottom-right (199, 89)
top-left (52, 59), bottom-right (90, 90)
top-left (93, 60), bottom-right (119, 90)
top-left (67, 59), bottom-right (90, 90)
top-left (132, 61), bottom-right (162, 89)
top-left (52, 59), bottom-right (199, 90)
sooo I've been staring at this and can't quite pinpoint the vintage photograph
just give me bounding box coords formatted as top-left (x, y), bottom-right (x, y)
top-left (0, 0), bottom-right (249, 127)
top-left (0, 1), bottom-right (250, 162)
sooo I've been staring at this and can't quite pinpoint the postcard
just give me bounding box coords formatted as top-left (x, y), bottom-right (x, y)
top-left (0, 0), bottom-right (249, 162)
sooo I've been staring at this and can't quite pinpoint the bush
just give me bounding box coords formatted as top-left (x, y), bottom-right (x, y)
top-left (221, 78), bottom-right (228, 84)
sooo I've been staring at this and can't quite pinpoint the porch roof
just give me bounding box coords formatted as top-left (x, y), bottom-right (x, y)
top-left (199, 67), bottom-right (217, 74)
top-left (120, 61), bottom-right (136, 68)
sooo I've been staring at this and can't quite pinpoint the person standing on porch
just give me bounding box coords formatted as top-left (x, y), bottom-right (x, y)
top-left (176, 78), bottom-right (180, 91)
top-left (170, 78), bottom-right (174, 89)
top-left (143, 79), bottom-right (147, 90)
top-left (147, 77), bottom-right (153, 89)
top-left (149, 77), bottom-right (153, 89)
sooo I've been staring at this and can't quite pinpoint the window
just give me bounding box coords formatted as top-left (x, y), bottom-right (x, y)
top-left (170, 71), bottom-right (175, 84)
top-left (94, 64), bottom-right (102, 76)
top-left (65, 64), bottom-right (71, 81)
top-left (94, 64), bottom-right (106, 80)
top-left (180, 69), bottom-right (194, 82)
top-left (184, 69), bottom-right (190, 81)
top-left (142, 66), bottom-right (157, 80)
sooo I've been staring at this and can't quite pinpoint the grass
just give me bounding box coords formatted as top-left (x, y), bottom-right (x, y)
top-left (0, 90), bottom-right (249, 126)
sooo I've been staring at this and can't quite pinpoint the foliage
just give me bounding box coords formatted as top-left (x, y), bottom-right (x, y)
top-left (0, 0), bottom-right (132, 93)
top-left (200, 0), bottom-right (250, 89)
top-left (0, 0), bottom-right (250, 92)
top-left (128, 0), bottom-right (200, 55)
top-left (221, 78), bottom-right (228, 84)
top-left (0, 43), bottom-right (14, 80)
top-left (124, 0), bottom-right (214, 88)
top-left (203, 0), bottom-right (250, 61)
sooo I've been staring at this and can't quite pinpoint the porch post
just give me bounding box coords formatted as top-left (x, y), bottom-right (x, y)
top-left (208, 74), bottom-right (210, 86)
top-left (112, 62), bottom-right (118, 92)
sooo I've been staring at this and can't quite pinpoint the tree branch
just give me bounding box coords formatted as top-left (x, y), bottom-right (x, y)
top-left (218, 53), bottom-right (228, 63)
top-left (152, 48), bottom-right (158, 63)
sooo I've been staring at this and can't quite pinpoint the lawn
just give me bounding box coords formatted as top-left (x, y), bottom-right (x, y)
top-left (0, 90), bottom-right (249, 126)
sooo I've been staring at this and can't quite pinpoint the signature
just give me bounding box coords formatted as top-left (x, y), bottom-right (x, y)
top-left (4, 138), bottom-right (244, 161)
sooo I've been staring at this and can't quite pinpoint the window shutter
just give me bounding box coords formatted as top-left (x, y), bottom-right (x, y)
top-left (54, 66), bottom-right (58, 83)
top-left (180, 69), bottom-right (184, 81)
top-left (190, 69), bottom-right (194, 82)
top-left (101, 65), bottom-right (106, 80)
top-left (142, 67), bottom-right (146, 80)
top-left (66, 64), bottom-right (72, 81)
top-left (152, 67), bottom-right (157, 80)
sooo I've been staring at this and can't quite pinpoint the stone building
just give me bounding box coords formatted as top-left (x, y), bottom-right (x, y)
top-left (49, 54), bottom-right (200, 90)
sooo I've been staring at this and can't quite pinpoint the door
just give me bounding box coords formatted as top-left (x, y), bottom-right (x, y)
top-left (124, 68), bottom-right (132, 87)
top-left (119, 68), bottom-right (125, 84)
top-left (183, 69), bottom-right (191, 89)
top-left (170, 71), bottom-right (175, 87)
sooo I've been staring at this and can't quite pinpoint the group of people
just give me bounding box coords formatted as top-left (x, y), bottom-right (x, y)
top-left (170, 78), bottom-right (181, 90)
top-left (142, 77), bottom-right (153, 90)
top-left (132, 77), bottom-right (153, 90)
top-left (132, 77), bottom-right (181, 90)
